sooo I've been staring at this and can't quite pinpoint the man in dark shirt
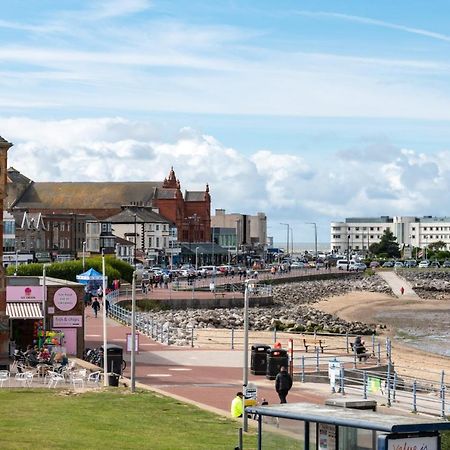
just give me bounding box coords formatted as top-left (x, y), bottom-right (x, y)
top-left (275, 366), bottom-right (293, 404)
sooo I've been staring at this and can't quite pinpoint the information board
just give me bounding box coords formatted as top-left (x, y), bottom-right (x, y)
top-left (318, 423), bottom-right (336, 450)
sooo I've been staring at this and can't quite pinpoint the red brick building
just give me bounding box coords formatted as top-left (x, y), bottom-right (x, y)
top-left (7, 167), bottom-right (211, 243)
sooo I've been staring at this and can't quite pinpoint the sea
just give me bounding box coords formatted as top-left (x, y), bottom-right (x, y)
top-left (273, 242), bottom-right (331, 254)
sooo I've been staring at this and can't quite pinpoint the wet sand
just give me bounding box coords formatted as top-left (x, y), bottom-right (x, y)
top-left (314, 291), bottom-right (450, 381)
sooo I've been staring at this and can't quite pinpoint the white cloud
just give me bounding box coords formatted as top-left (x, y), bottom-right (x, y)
top-left (3, 117), bottom-right (450, 240)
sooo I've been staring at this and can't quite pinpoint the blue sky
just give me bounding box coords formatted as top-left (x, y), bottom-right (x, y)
top-left (2, 0), bottom-right (450, 243)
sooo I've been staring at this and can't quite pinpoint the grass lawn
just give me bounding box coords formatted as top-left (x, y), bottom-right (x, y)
top-left (0, 388), bottom-right (258, 449)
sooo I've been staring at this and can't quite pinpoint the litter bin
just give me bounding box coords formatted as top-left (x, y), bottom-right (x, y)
top-left (108, 373), bottom-right (120, 387)
top-left (266, 348), bottom-right (289, 380)
top-left (100, 344), bottom-right (124, 375)
top-left (251, 344), bottom-right (271, 375)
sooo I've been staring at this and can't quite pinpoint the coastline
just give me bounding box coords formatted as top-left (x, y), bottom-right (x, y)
top-left (313, 291), bottom-right (450, 381)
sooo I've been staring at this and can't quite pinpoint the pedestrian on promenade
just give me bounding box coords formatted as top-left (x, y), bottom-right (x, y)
top-left (400, 286), bottom-right (405, 295)
top-left (92, 298), bottom-right (100, 318)
top-left (231, 392), bottom-right (244, 418)
top-left (275, 366), bottom-right (293, 404)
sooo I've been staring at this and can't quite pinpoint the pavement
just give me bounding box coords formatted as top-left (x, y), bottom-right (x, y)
top-left (84, 307), bottom-right (331, 415)
top-left (377, 270), bottom-right (419, 299)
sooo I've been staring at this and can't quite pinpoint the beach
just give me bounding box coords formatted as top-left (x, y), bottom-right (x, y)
top-left (314, 291), bottom-right (450, 382)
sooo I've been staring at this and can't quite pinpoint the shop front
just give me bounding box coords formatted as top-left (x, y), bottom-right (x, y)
top-left (7, 277), bottom-right (85, 358)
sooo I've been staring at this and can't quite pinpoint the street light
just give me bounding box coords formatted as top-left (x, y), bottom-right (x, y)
top-left (306, 223), bottom-right (318, 263)
top-left (347, 233), bottom-right (351, 270)
top-left (242, 278), bottom-right (253, 432)
top-left (102, 249), bottom-right (108, 386)
top-left (130, 270), bottom-right (136, 393)
top-left (195, 247), bottom-right (199, 270)
top-left (290, 227), bottom-right (294, 255)
top-left (280, 223), bottom-right (289, 257)
top-left (82, 241), bottom-right (86, 271)
top-left (133, 214), bottom-right (137, 268)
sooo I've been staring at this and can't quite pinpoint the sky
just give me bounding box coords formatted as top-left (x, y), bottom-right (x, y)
top-left (2, 0), bottom-right (450, 243)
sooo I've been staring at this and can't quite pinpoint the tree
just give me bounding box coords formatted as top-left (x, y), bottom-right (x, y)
top-left (372, 229), bottom-right (400, 258)
top-left (428, 240), bottom-right (446, 252)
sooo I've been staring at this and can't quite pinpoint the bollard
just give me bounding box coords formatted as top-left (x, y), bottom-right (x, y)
top-left (346, 332), bottom-right (349, 353)
top-left (412, 380), bottom-right (417, 413)
top-left (377, 342), bottom-right (381, 366)
top-left (301, 355), bottom-right (305, 383)
top-left (371, 334), bottom-right (375, 356)
top-left (231, 328), bottom-right (235, 350)
top-left (316, 347), bottom-right (320, 373)
top-left (353, 347), bottom-right (357, 369)
top-left (340, 367), bottom-right (345, 395)
top-left (167, 326), bottom-right (170, 345)
top-left (191, 327), bottom-right (195, 348)
top-left (363, 371), bottom-right (367, 400)
top-left (273, 327), bottom-right (277, 343)
top-left (440, 370), bottom-right (445, 399)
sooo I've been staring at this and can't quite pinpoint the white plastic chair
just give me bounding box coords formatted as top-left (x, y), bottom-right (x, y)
top-left (15, 371), bottom-right (35, 388)
top-left (87, 371), bottom-right (101, 387)
top-left (0, 370), bottom-right (10, 387)
top-left (46, 371), bottom-right (65, 389)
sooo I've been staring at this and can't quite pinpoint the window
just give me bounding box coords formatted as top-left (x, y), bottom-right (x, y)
top-left (156, 237), bottom-right (160, 248)
top-left (60, 223), bottom-right (65, 231)
top-left (156, 224), bottom-right (159, 231)
top-left (355, 227), bottom-right (360, 231)
top-left (3, 221), bottom-right (15, 235)
top-left (149, 237), bottom-right (153, 247)
top-left (355, 235), bottom-right (359, 239)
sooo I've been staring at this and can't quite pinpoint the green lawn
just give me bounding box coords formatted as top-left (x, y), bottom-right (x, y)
top-left (0, 389), bottom-right (257, 449)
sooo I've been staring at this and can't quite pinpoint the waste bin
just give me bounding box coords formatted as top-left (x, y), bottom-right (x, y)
top-left (108, 373), bottom-right (120, 387)
top-left (266, 348), bottom-right (289, 380)
top-left (100, 344), bottom-right (124, 375)
top-left (251, 344), bottom-right (271, 375)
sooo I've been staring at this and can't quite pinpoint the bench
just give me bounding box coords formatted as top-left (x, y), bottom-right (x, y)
top-left (303, 338), bottom-right (326, 353)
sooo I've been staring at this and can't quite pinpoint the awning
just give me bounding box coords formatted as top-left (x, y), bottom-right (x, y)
top-left (7, 302), bottom-right (43, 319)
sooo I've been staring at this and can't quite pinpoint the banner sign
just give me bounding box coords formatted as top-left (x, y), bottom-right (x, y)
top-left (7, 286), bottom-right (44, 302)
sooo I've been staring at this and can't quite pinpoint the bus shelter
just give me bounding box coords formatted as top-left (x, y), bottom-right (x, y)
top-left (246, 402), bottom-right (450, 450)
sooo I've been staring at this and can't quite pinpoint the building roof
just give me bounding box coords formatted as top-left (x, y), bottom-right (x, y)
top-left (185, 191), bottom-right (205, 201)
top-left (15, 181), bottom-right (163, 210)
top-left (105, 207), bottom-right (171, 224)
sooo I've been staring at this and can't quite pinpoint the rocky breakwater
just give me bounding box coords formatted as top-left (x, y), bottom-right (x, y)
top-left (400, 270), bottom-right (450, 299)
top-left (139, 274), bottom-right (391, 345)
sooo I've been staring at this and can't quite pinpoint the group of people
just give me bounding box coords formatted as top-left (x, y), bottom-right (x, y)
top-left (231, 366), bottom-right (293, 418)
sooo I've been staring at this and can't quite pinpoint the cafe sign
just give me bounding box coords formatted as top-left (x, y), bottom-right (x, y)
top-left (7, 286), bottom-right (44, 302)
top-left (53, 315), bottom-right (83, 328)
top-left (54, 288), bottom-right (77, 311)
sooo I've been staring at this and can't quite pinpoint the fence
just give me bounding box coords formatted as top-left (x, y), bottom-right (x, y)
top-left (108, 301), bottom-right (449, 418)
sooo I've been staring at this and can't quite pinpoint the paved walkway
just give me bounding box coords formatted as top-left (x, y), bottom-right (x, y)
top-left (85, 307), bottom-right (331, 414)
top-left (377, 270), bottom-right (420, 299)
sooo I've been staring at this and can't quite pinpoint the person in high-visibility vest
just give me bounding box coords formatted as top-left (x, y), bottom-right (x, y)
top-left (230, 392), bottom-right (244, 418)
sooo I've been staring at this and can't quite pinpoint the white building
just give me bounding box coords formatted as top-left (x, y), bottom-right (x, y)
top-left (330, 216), bottom-right (450, 254)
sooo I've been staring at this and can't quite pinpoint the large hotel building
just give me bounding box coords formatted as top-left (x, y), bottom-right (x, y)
top-left (330, 216), bottom-right (450, 253)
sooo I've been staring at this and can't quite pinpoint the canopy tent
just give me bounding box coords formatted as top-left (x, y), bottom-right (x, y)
top-left (76, 268), bottom-right (105, 284)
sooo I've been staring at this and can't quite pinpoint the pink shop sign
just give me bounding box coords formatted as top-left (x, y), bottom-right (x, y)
top-left (7, 286), bottom-right (44, 302)
top-left (53, 315), bottom-right (83, 328)
top-left (54, 287), bottom-right (77, 311)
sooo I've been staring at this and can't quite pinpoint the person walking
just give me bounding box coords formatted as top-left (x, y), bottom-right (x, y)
top-left (92, 298), bottom-right (100, 318)
top-left (275, 366), bottom-right (293, 404)
top-left (400, 286), bottom-right (405, 296)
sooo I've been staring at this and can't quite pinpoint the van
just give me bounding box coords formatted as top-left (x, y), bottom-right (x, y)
top-left (198, 265), bottom-right (217, 276)
top-left (336, 260), bottom-right (350, 270)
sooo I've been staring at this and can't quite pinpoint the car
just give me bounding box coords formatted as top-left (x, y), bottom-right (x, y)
top-left (443, 260), bottom-right (450, 268)
top-left (382, 261), bottom-right (394, 268)
top-left (349, 262), bottom-right (367, 272)
top-left (336, 260), bottom-right (350, 270)
top-left (290, 261), bottom-right (305, 269)
top-left (369, 261), bottom-right (380, 268)
top-left (418, 260), bottom-right (430, 268)
top-left (430, 261), bottom-right (441, 268)
top-left (404, 260), bottom-right (417, 268)
top-left (198, 265), bottom-right (217, 276)
top-left (394, 262), bottom-right (404, 268)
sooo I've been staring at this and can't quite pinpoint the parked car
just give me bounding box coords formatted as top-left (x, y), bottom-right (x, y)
top-left (198, 265), bottom-right (217, 276)
top-left (418, 260), bottom-right (430, 268)
top-left (290, 261), bottom-right (305, 268)
top-left (430, 261), bottom-right (441, 268)
top-left (404, 260), bottom-right (417, 268)
top-left (443, 260), bottom-right (450, 268)
top-left (336, 260), bottom-right (350, 270)
top-left (369, 261), bottom-right (380, 268)
top-left (394, 262), bottom-right (404, 268)
top-left (349, 262), bottom-right (367, 272)
top-left (382, 261), bottom-right (394, 268)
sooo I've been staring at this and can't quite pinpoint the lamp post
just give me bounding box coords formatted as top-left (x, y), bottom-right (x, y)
top-left (102, 250), bottom-right (108, 386)
top-left (133, 214), bottom-right (137, 268)
top-left (306, 223), bottom-right (318, 263)
top-left (82, 241), bottom-right (86, 271)
top-left (242, 279), bottom-right (252, 432)
top-left (131, 270), bottom-right (136, 393)
top-left (42, 263), bottom-right (49, 335)
top-left (280, 223), bottom-right (289, 258)
top-left (195, 247), bottom-right (199, 270)
top-left (290, 227), bottom-right (294, 255)
top-left (347, 233), bottom-right (351, 270)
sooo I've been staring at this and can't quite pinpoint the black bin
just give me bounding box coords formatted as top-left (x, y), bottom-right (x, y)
top-left (100, 344), bottom-right (124, 376)
top-left (108, 373), bottom-right (120, 387)
top-left (266, 348), bottom-right (289, 380)
top-left (251, 344), bottom-right (271, 375)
